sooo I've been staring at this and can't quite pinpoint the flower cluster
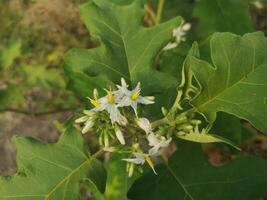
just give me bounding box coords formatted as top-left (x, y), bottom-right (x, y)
top-left (75, 78), bottom-right (172, 177)
top-left (163, 22), bottom-right (191, 51)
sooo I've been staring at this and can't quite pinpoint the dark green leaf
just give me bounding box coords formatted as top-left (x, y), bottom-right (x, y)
top-left (193, 0), bottom-right (253, 38)
top-left (128, 141), bottom-right (267, 200)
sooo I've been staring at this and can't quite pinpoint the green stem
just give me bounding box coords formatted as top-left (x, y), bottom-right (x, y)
top-left (156, 0), bottom-right (165, 24)
top-left (151, 117), bottom-right (167, 129)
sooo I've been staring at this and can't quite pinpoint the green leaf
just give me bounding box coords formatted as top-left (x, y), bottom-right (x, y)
top-left (193, 0), bottom-right (253, 38)
top-left (64, 0), bottom-right (182, 109)
top-left (1, 40), bottom-right (21, 69)
top-left (128, 141), bottom-right (267, 200)
top-left (188, 32), bottom-right (267, 133)
top-left (211, 112), bottom-right (256, 145)
top-left (0, 125), bottom-right (107, 199)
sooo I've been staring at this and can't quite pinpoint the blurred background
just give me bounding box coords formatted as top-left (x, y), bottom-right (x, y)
top-left (0, 0), bottom-right (267, 177)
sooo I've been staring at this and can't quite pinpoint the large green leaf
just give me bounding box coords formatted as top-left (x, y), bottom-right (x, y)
top-left (211, 112), bottom-right (256, 145)
top-left (0, 125), bottom-right (107, 199)
top-left (64, 0), bottom-right (182, 106)
top-left (128, 141), bottom-right (267, 200)
top-left (188, 32), bottom-right (267, 133)
top-left (193, 0), bottom-right (253, 38)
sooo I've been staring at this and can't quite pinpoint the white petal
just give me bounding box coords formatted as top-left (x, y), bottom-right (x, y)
top-left (137, 96), bottom-right (154, 105)
top-left (107, 105), bottom-right (117, 124)
top-left (115, 127), bottom-right (125, 145)
top-left (117, 112), bottom-right (128, 126)
top-left (121, 78), bottom-right (128, 88)
top-left (147, 132), bottom-right (161, 146)
top-left (182, 23), bottom-right (191, 31)
top-left (82, 120), bottom-right (94, 134)
top-left (133, 152), bottom-right (146, 160)
top-left (130, 101), bottom-right (138, 116)
top-left (148, 146), bottom-right (161, 155)
top-left (163, 42), bottom-right (177, 51)
top-left (132, 82), bottom-right (141, 93)
top-left (137, 118), bottom-right (151, 134)
top-left (117, 96), bottom-right (131, 107)
top-left (83, 110), bottom-right (95, 116)
top-left (172, 27), bottom-right (181, 37)
top-left (75, 116), bottom-right (88, 123)
top-left (161, 137), bottom-right (172, 147)
top-left (93, 88), bottom-right (99, 99)
top-left (122, 158), bottom-right (145, 165)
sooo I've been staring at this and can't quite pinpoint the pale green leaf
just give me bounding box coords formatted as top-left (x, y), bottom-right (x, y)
top-left (189, 32), bottom-right (267, 133)
top-left (0, 125), bottom-right (107, 199)
top-left (177, 127), bottom-right (241, 150)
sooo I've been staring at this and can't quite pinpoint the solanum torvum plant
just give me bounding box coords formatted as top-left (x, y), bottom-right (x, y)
top-left (1, 0), bottom-right (267, 200)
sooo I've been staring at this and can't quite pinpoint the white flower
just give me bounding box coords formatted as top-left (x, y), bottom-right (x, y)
top-left (136, 117), bottom-right (152, 134)
top-left (123, 152), bottom-right (157, 175)
top-left (163, 42), bottom-right (178, 51)
top-left (115, 126), bottom-right (125, 145)
top-left (90, 89), bottom-right (123, 124)
top-left (172, 23), bottom-right (191, 44)
top-left (117, 79), bottom-right (155, 115)
top-left (147, 132), bottom-right (172, 155)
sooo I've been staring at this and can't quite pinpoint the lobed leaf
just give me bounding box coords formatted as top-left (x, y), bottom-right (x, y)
top-left (0, 125), bottom-right (107, 200)
top-left (189, 32), bottom-right (267, 133)
top-left (64, 0), bottom-right (182, 110)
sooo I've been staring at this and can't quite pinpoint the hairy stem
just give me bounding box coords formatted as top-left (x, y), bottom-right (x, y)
top-left (145, 4), bottom-right (157, 24)
top-left (156, 0), bottom-right (165, 24)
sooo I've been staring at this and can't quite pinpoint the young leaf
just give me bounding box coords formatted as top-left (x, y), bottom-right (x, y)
top-left (0, 125), bottom-right (107, 199)
top-left (64, 0), bottom-right (182, 102)
top-left (193, 0), bottom-right (253, 38)
top-left (177, 126), bottom-right (241, 150)
top-left (189, 32), bottom-right (267, 133)
top-left (128, 141), bottom-right (267, 200)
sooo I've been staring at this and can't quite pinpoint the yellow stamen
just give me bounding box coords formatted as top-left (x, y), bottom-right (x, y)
top-left (90, 98), bottom-right (100, 107)
top-left (145, 156), bottom-right (157, 175)
top-left (131, 91), bottom-right (140, 101)
top-left (108, 90), bottom-right (115, 104)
